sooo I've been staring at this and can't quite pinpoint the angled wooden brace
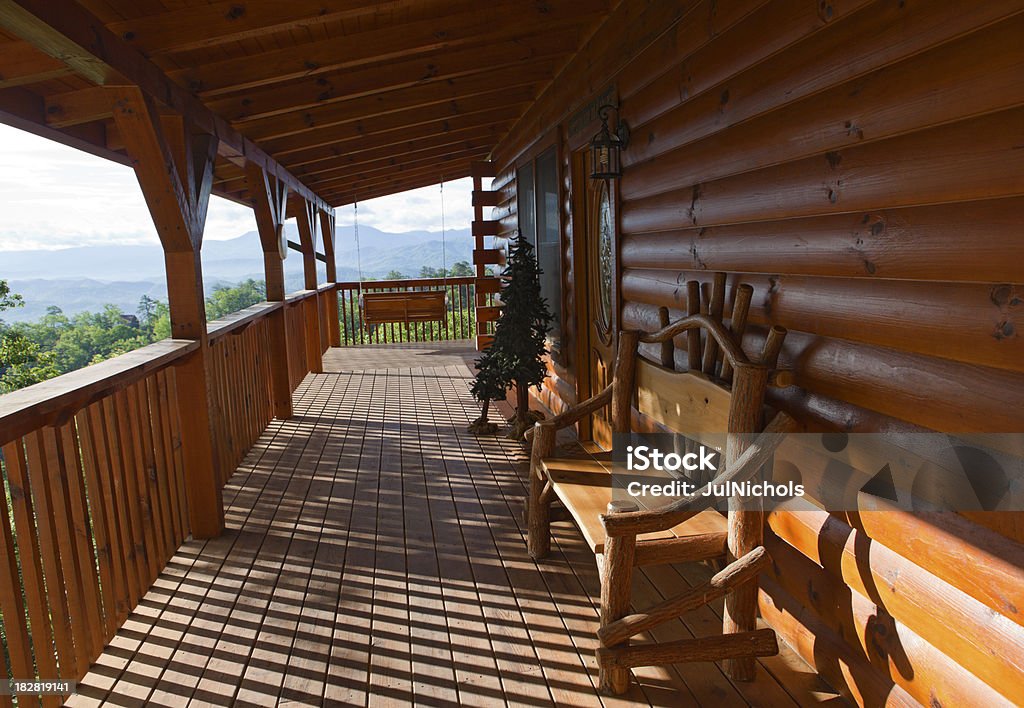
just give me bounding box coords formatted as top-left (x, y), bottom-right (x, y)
top-left (246, 163), bottom-right (294, 418)
top-left (318, 208), bottom-right (341, 346)
top-left (109, 86), bottom-right (223, 538)
top-left (292, 196), bottom-right (325, 372)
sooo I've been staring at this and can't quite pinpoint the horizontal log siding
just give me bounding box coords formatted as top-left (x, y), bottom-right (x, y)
top-left (492, 0), bottom-right (1024, 705)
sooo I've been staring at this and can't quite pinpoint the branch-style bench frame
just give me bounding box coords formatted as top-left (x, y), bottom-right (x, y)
top-left (526, 275), bottom-right (799, 694)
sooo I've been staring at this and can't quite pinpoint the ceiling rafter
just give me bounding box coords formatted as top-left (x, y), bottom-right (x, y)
top-left (0, 0), bottom-right (331, 210)
top-left (105, 0), bottom-right (440, 56)
top-left (207, 28), bottom-right (579, 124)
top-left (260, 86), bottom-right (533, 156)
top-left (276, 107), bottom-right (520, 168)
top-left (240, 65), bottom-right (552, 143)
top-left (284, 123), bottom-right (512, 179)
top-left (166, 1), bottom-right (604, 99)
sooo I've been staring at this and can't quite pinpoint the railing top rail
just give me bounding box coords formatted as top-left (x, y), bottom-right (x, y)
top-left (284, 288), bottom-right (318, 305)
top-left (0, 338), bottom-right (198, 447)
top-left (207, 300), bottom-right (283, 341)
top-left (335, 276), bottom-right (475, 289)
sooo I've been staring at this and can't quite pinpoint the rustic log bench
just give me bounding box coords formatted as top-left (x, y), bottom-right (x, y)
top-left (526, 275), bottom-right (799, 694)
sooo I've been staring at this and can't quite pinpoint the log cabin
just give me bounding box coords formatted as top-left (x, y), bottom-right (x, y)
top-left (0, 1), bottom-right (1021, 706)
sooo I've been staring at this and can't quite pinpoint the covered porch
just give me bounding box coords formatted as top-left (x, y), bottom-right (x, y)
top-left (68, 344), bottom-right (833, 707)
top-left (1, 0), bottom-right (1022, 705)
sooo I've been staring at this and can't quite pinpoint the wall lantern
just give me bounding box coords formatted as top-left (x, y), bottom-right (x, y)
top-left (590, 104), bottom-right (630, 180)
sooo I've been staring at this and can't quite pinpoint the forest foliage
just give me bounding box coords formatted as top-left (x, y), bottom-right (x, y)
top-left (0, 278), bottom-right (265, 393)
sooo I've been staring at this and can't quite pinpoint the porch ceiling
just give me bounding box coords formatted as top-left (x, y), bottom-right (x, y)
top-left (0, 0), bottom-right (614, 208)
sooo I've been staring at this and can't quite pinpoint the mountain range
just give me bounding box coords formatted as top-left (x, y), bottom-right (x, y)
top-left (1, 225), bottom-right (473, 322)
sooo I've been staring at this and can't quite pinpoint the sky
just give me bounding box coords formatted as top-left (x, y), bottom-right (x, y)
top-left (0, 122), bottom-right (476, 251)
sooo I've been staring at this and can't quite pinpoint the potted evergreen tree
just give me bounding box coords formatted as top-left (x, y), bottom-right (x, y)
top-left (468, 344), bottom-right (507, 434)
top-left (477, 232), bottom-right (553, 440)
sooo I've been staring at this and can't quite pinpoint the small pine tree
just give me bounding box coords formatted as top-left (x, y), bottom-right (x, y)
top-left (491, 232), bottom-right (553, 439)
top-left (467, 344), bottom-right (507, 434)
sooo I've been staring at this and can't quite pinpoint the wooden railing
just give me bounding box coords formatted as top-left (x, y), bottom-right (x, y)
top-left (207, 302), bottom-right (280, 486)
top-left (335, 276), bottom-right (481, 345)
top-left (0, 340), bottom-right (197, 700)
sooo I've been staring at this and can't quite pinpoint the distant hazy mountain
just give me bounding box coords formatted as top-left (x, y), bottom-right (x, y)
top-left (0, 225), bottom-right (473, 322)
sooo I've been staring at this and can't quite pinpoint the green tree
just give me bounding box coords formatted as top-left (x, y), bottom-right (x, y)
top-left (0, 280), bottom-right (23, 311)
top-left (385, 270), bottom-right (409, 281)
top-left (481, 233), bottom-right (553, 440)
top-left (0, 280), bottom-right (59, 392)
top-left (206, 278), bottom-right (266, 320)
top-left (449, 261), bottom-right (473, 277)
top-left (137, 294), bottom-right (159, 337)
top-left (468, 344), bottom-right (507, 434)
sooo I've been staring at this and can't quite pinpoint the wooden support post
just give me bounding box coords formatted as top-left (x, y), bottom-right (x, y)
top-left (319, 208), bottom-right (341, 347)
top-left (294, 199), bottom-right (324, 373)
top-left (722, 361), bottom-right (771, 680)
top-left (599, 500), bottom-right (637, 694)
top-left (471, 160), bottom-right (497, 349)
top-left (111, 87), bottom-right (223, 539)
top-left (246, 163), bottom-right (293, 418)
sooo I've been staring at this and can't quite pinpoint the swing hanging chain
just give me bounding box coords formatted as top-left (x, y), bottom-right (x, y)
top-left (440, 179), bottom-right (448, 286)
top-left (354, 199), bottom-right (364, 296)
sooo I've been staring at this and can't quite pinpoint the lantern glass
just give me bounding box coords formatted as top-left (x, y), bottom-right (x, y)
top-left (589, 106), bottom-right (624, 179)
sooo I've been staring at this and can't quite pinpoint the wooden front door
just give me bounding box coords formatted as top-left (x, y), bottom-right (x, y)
top-left (573, 148), bottom-right (618, 449)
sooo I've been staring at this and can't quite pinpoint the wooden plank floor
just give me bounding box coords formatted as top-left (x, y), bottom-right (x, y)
top-left (69, 343), bottom-right (843, 707)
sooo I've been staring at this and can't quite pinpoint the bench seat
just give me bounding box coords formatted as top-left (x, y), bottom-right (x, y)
top-left (541, 447), bottom-right (727, 553)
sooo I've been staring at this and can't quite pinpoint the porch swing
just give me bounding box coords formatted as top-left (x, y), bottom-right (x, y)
top-left (356, 181), bottom-right (449, 328)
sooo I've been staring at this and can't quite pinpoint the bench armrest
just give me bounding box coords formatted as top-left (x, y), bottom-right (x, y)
top-left (600, 411), bottom-right (801, 538)
top-left (539, 383), bottom-right (614, 433)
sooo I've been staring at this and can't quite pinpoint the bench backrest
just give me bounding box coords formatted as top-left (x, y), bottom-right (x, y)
top-left (611, 273), bottom-right (786, 466)
top-left (362, 290), bottom-right (447, 325)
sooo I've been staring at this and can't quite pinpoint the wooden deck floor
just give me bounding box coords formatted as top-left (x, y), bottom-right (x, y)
top-left (70, 343), bottom-right (841, 707)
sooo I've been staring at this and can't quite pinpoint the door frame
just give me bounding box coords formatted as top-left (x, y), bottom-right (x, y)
top-left (570, 145), bottom-right (622, 443)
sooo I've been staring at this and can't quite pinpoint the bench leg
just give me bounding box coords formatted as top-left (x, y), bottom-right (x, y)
top-left (598, 503), bottom-right (637, 695)
top-left (527, 424), bottom-right (555, 560)
top-left (527, 468), bottom-right (551, 559)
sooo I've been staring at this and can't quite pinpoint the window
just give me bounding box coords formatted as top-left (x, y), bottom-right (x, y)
top-left (517, 147), bottom-right (562, 354)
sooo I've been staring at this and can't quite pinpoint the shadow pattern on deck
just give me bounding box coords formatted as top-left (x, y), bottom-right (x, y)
top-left (71, 345), bottom-right (837, 707)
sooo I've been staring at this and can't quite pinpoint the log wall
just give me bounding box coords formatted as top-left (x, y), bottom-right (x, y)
top-left (491, 0), bottom-right (1024, 704)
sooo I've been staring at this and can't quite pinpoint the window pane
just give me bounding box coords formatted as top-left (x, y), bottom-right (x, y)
top-left (535, 148), bottom-right (561, 348)
top-left (517, 164), bottom-right (536, 243)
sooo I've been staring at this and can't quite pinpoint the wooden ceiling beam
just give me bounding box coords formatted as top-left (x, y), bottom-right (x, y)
top-left (106, 0), bottom-right (469, 57)
top-left (241, 64), bottom-right (552, 143)
top-left (496, 0), bottom-right (695, 164)
top-left (209, 29), bottom-right (578, 124)
top-left (325, 170), bottom-right (477, 207)
top-left (294, 135), bottom-right (501, 185)
top-left (308, 148), bottom-right (492, 193)
top-left (272, 106), bottom-right (519, 170)
top-left (316, 162), bottom-right (476, 201)
top-left (0, 0), bottom-right (331, 211)
top-left (168, 1), bottom-right (605, 98)
top-left (259, 86), bottom-right (533, 157)
top-left (212, 136), bottom-right (495, 193)
top-left (0, 85), bottom-right (127, 165)
top-left (281, 121), bottom-right (512, 174)
top-left (0, 38), bottom-right (73, 88)
top-left (43, 86), bottom-right (114, 128)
